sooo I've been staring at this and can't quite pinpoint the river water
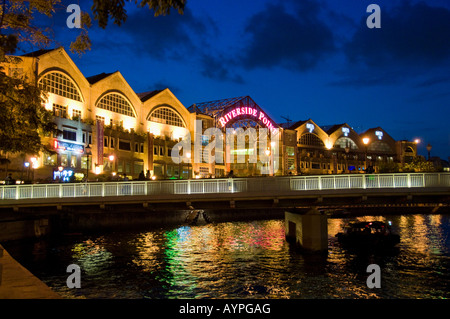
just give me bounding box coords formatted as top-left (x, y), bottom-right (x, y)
top-left (4, 214), bottom-right (450, 299)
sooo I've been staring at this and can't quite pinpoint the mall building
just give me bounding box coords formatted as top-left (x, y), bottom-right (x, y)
top-left (1, 47), bottom-right (418, 182)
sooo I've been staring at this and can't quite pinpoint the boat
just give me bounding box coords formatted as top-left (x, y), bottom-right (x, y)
top-left (336, 221), bottom-right (400, 249)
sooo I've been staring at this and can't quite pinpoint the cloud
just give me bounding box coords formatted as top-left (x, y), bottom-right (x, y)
top-left (237, 0), bottom-right (336, 71)
top-left (91, 6), bottom-right (216, 61)
top-left (339, 1), bottom-right (450, 85)
top-left (200, 54), bottom-right (245, 83)
top-left (414, 76), bottom-right (450, 88)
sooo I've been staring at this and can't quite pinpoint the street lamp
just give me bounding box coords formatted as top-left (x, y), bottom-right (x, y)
top-left (85, 144), bottom-right (91, 182)
top-left (108, 154), bottom-right (115, 172)
top-left (426, 143), bottom-right (432, 160)
top-left (362, 137), bottom-right (370, 172)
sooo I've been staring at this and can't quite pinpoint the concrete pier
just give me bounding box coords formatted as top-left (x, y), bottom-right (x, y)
top-left (285, 208), bottom-right (328, 252)
top-left (0, 245), bottom-right (61, 299)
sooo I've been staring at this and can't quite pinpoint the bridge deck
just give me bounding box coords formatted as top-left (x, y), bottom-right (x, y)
top-left (0, 173), bottom-right (449, 210)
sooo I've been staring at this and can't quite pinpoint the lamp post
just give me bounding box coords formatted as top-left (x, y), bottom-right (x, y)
top-left (108, 154), bottom-right (115, 172)
top-left (363, 137), bottom-right (370, 172)
top-left (426, 143), bottom-right (432, 160)
top-left (85, 144), bottom-right (91, 182)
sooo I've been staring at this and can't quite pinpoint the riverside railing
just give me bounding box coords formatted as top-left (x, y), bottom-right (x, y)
top-left (0, 173), bottom-right (449, 201)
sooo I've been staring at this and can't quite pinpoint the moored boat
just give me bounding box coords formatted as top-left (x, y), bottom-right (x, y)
top-left (336, 221), bottom-right (400, 249)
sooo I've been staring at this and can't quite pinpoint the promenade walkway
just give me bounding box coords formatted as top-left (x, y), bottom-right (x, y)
top-left (0, 245), bottom-right (61, 299)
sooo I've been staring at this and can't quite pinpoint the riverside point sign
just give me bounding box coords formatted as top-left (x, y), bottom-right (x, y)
top-left (218, 107), bottom-right (278, 134)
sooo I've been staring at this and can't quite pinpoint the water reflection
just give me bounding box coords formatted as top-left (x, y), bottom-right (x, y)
top-left (4, 214), bottom-right (450, 299)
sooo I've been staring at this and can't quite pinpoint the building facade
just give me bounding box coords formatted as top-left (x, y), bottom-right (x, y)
top-left (1, 47), bottom-right (418, 182)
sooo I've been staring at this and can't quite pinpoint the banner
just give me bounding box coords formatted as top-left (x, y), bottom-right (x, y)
top-left (97, 120), bottom-right (104, 165)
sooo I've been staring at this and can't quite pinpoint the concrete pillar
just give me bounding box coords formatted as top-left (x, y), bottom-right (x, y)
top-left (285, 208), bottom-right (328, 252)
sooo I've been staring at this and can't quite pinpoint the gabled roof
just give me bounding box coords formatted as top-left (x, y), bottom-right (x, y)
top-left (321, 123), bottom-right (346, 135)
top-left (21, 49), bottom-right (54, 57)
top-left (188, 96), bottom-right (248, 113)
top-left (86, 72), bottom-right (114, 84)
top-left (137, 90), bottom-right (163, 102)
top-left (287, 120), bottom-right (308, 130)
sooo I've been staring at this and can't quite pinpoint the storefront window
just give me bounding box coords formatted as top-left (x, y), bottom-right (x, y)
top-left (81, 156), bottom-right (87, 169)
top-left (61, 154), bottom-right (68, 166)
top-left (44, 153), bottom-right (57, 166)
top-left (70, 155), bottom-right (77, 168)
top-left (134, 162), bottom-right (143, 175)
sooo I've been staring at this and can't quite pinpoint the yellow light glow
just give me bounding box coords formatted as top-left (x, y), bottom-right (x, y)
top-left (109, 155), bottom-right (115, 161)
top-left (414, 139), bottom-right (420, 144)
top-left (363, 137), bottom-right (370, 145)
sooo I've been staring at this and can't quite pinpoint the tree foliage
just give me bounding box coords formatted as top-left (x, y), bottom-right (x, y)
top-left (0, 62), bottom-right (55, 154)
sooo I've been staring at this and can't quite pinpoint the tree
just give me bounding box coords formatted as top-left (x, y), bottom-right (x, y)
top-left (0, 0), bottom-right (185, 156)
top-left (401, 156), bottom-right (435, 172)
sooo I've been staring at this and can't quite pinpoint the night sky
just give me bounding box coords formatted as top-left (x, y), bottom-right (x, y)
top-left (20, 0), bottom-right (450, 159)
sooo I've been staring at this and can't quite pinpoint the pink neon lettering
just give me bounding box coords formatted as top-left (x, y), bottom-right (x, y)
top-left (259, 111), bottom-right (265, 121)
top-left (219, 117), bottom-right (227, 127)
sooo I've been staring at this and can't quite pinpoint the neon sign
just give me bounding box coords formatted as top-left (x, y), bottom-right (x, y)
top-left (306, 123), bottom-right (315, 133)
top-left (53, 169), bottom-right (74, 182)
top-left (342, 127), bottom-right (350, 136)
top-left (218, 107), bottom-right (277, 133)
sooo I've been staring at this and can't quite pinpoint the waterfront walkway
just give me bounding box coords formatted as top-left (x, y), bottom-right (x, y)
top-left (0, 245), bottom-right (61, 299)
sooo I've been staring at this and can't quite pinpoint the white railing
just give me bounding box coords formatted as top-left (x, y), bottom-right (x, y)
top-left (0, 173), bottom-right (448, 201)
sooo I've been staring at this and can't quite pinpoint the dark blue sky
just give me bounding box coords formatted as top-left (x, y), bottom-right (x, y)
top-left (22, 0), bottom-right (450, 159)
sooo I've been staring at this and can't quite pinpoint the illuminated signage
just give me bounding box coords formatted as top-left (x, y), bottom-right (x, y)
top-left (342, 127), bottom-right (350, 136)
top-left (306, 123), bottom-right (315, 133)
top-left (54, 140), bottom-right (84, 153)
top-left (218, 107), bottom-right (277, 133)
top-left (375, 131), bottom-right (383, 140)
top-left (53, 169), bottom-right (74, 182)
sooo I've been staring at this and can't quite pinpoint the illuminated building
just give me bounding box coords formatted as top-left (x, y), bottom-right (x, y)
top-left (1, 47), bottom-right (418, 181)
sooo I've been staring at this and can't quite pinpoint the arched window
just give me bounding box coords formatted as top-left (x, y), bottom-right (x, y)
top-left (148, 106), bottom-right (185, 127)
top-left (405, 146), bottom-right (414, 153)
top-left (334, 137), bottom-right (358, 150)
top-left (96, 92), bottom-right (136, 117)
top-left (368, 141), bottom-right (393, 152)
top-left (299, 133), bottom-right (325, 147)
top-left (38, 71), bottom-right (82, 102)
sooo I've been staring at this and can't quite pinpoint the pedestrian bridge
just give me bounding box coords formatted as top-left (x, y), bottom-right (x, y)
top-left (0, 173), bottom-right (449, 211)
